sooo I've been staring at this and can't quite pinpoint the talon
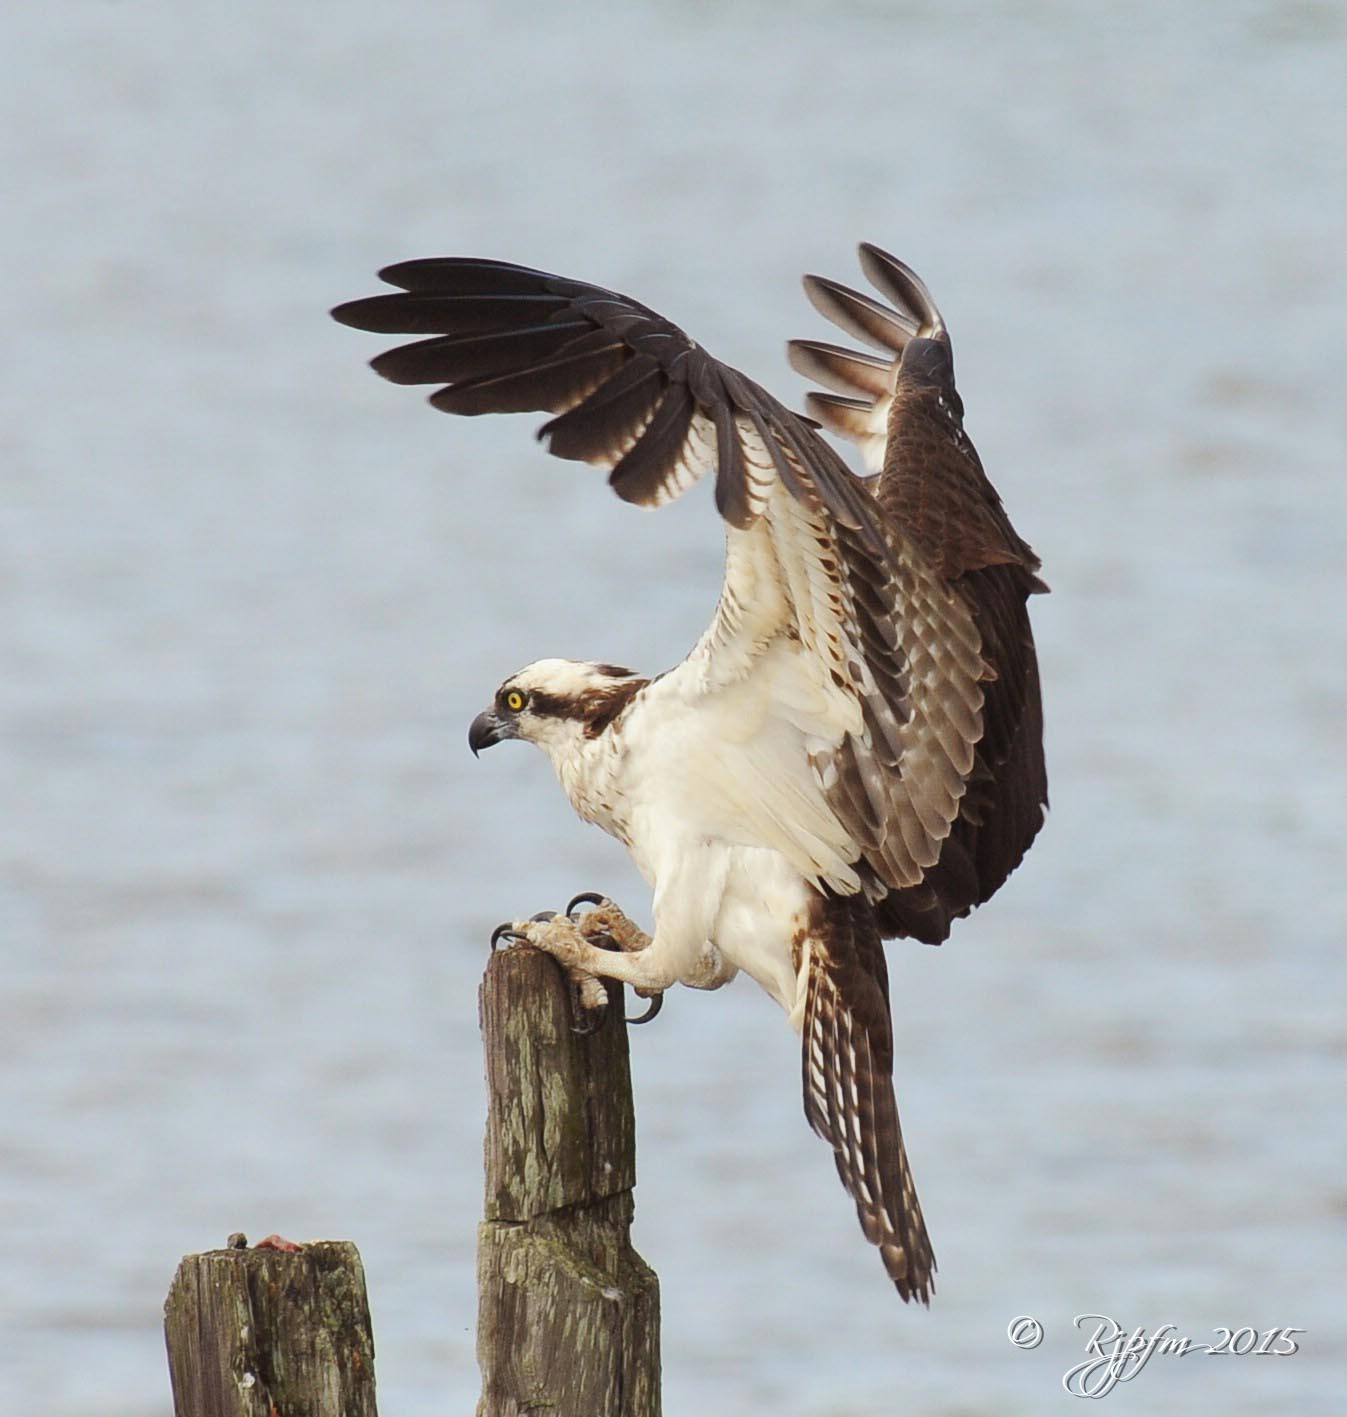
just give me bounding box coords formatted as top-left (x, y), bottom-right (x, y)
top-left (566, 894), bottom-right (622, 951)
top-left (493, 911), bottom-right (558, 950)
top-left (491, 922), bottom-right (528, 950)
top-left (568, 970), bottom-right (610, 1034)
top-left (566, 891), bottom-right (607, 918)
top-left (570, 1003), bottom-right (608, 1036)
top-left (628, 993), bottom-right (664, 1025)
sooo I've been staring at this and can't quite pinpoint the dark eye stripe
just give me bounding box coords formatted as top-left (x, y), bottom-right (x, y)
top-left (523, 680), bottom-right (650, 735)
top-left (521, 690), bottom-right (572, 719)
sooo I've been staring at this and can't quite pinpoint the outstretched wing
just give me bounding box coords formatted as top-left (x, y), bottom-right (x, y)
top-left (790, 246), bottom-right (1048, 941)
top-left (332, 252), bottom-right (1016, 904)
top-left (331, 256), bottom-right (875, 533)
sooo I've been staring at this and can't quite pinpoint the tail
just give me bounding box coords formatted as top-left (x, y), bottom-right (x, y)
top-left (799, 890), bottom-right (936, 1302)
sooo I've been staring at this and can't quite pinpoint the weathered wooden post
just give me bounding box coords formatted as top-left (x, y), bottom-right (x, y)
top-left (164, 1237), bottom-right (377, 1417)
top-left (476, 945), bottom-right (661, 1417)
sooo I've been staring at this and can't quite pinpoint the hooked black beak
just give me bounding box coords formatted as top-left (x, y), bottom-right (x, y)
top-left (468, 707), bottom-right (513, 757)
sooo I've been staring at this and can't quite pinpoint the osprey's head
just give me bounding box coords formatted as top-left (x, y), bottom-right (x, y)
top-left (468, 659), bottom-right (648, 761)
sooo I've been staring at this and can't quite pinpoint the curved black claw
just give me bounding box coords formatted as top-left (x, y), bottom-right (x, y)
top-left (566, 891), bottom-right (607, 919)
top-left (491, 910), bottom-right (558, 951)
top-left (570, 995), bottom-right (610, 1036)
top-left (628, 993), bottom-right (664, 1025)
top-left (490, 922), bottom-right (527, 950)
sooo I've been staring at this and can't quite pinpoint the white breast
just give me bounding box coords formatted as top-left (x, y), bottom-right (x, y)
top-left (546, 670), bottom-right (835, 1023)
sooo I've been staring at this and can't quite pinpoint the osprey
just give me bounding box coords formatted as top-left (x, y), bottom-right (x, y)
top-left (333, 244), bottom-right (1047, 1302)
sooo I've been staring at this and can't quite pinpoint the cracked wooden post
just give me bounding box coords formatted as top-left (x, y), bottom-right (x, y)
top-left (477, 945), bottom-right (661, 1417)
top-left (163, 1238), bottom-right (377, 1417)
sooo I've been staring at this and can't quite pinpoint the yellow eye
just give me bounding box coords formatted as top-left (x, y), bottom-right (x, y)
top-left (505, 690), bottom-right (525, 712)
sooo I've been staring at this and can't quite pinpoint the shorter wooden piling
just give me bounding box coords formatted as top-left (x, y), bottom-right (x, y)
top-left (164, 1237), bottom-right (377, 1417)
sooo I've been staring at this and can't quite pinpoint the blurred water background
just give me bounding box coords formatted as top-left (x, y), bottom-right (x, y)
top-left (3, 2), bottom-right (1345, 1413)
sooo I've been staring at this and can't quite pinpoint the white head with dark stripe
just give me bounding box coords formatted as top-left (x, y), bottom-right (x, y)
top-left (468, 659), bottom-right (648, 765)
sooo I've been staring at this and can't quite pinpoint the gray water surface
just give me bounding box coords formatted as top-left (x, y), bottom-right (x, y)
top-left (3, 3), bottom-right (1345, 1414)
